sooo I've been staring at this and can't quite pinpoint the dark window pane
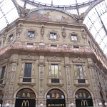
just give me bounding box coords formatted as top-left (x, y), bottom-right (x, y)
top-left (78, 79), bottom-right (85, 83)
top-left (51, 78), bottom-right (59, 83)
top-left (0, 66), bottom-right (6, 84)
top-left (23, 63), bottom-right (32, 82)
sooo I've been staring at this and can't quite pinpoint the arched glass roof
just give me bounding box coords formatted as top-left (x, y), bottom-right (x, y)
top-left (17, 0), bottom-right (102, 14)
top-left (20, 0), bottom-right (93, 5)
top-left (0, 0), bottom-right (19, 31)
top-left (84, 0), bottom-right (107, 57)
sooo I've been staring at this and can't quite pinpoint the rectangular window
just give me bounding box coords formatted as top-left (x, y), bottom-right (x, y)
top-left (75, 65), bottom-right (85, 83)
top-left (71, 33), bottom-right (77, 41)
top-left (49, 32), bottom-right (57, 40)
top-left (50, 64), bottom-right (59, 77)
top-left (23, 63), bottom-right (32, 82)
top-left (51, 78), bottom-right (59, 83)
top-left (78, 79), bottom-right (85, 83)
top-left (0, 66), bottom-right (6, 84)
top-left (73, 45), bottom-right (79, 48)
top-left (27, 31), bottom-right (35, 38)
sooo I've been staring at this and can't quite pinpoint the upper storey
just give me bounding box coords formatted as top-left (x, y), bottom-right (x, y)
top-left (0, 8), bottom-right (107, 69)
top-left (0, 0), bottom-right (107, 59)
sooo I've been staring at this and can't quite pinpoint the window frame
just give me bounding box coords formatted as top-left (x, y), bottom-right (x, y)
top-left (23, 63), bottom-right (32, 82)
top-left (0, 66), bottom-right (6, 84)
top-left (70, 33), bottom-right (78, 41)
top-left (27, 30), bottom-right (36, 39)
top-left (8, 34), bottom-right (14, 42)
top-left (49, 31), bottom-right (58, 41)
top-left (75, 64), bottom-right (85, 80)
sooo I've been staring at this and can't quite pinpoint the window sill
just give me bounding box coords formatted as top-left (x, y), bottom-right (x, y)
top-left (18, 82), bottom-right (35, 86)
top-left (74, 79), bottom-right (89, 87)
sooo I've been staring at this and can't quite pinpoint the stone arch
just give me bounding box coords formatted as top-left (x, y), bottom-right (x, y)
top-left (73, 87), bottom-right (94, 99)
top-left (15, 88), bottom-right (36, 107)
top-left (75, 88), bottom-right (93, 107)
top-left (45, 87), bottom-right (67, 99)
top-left (46, 88), bottom-right (66, 107)
top-left (14, 86), bottom-right (37, 99)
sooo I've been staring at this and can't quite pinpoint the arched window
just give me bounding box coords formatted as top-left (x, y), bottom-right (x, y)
top-left (47, 89), bottom-right (65, 99)
top-left (46, 89), bottom-right (66, 107)
top-left (16, 88), bottom-right (36, 99)
top-left (15, 88), bottom-right (36, 107)
top-left (75, 89), bottom-right (93, 107)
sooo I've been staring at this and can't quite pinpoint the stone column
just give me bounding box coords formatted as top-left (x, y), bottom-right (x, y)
top-left (4, 54), bottom-right (18, 107)
top-left (38, 56), bottom-right (46, 107)
top-left (64, 57), bottom-right (74, 107)
top-left (88, 58), bottom-right (100, 107)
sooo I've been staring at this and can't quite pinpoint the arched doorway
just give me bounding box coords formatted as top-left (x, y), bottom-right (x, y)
top-left (15, 88), bottom-right (36, 107)
top-left (75, 89), bottom-right (93, 107)
top-left (0, 90), bottom-right (3, 107)
top-left (46, 89), bottom-right (66, 107)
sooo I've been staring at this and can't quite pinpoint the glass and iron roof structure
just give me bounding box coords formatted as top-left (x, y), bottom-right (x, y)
top-left (0, 0), bottom-right (107, 57)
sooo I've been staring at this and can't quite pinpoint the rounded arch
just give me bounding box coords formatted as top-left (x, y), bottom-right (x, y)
top-left (14, 86), bottom-right (37, 99)
top-left (45, 87), bottom-right (67, 99)
top-left (75, 89), bottom-right (92, 99)
top-left (75, 88), bottom-right (93, 107)
top-left (16, 88), bottom-right (36, 99)
top-left (27, 8), bottom-right (77, 22)
top-left (15, 88), bottom-right (36, 107)
top-left (31, 8), bottom-right (74, 17)
top-left (73, 87), bottom-right (94, 99)
top-left (46, 88), bottom-right (65, 99)
top-left (46, 88), bottom-right (66, 107)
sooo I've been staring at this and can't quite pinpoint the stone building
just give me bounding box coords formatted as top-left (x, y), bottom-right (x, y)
top-left (0, 0), bottom-right (107, 107)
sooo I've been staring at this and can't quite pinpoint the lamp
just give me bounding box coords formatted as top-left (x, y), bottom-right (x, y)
top-left (70, 103), bottom-right (74, 107)
top-left (105, 102), bottom-right (107, 106)
top-left (98, 102), bottom-right (102, 106)
top-left (40, 103), bottom-right (43, 107)
top-left (6, 103), bottom-right (9, 107)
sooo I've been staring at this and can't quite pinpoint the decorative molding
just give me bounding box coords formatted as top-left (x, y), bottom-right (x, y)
top-left (47, 56), bottom-right (61, 62)
top-left (72, 57), bottom-right (85, 63)
top-left (61, 26), bottom-right (66, 38)
top-left (40, 25), bottom-right (45, 36)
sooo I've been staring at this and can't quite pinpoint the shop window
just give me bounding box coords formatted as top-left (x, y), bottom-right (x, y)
top-left (46, 89), bottom-right (66, 107)
top-left (75, 89), bottom-right (93, 107)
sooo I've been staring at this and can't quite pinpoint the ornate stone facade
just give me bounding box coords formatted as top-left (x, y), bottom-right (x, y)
top-left (0, 8), bottom-right (106, 107)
